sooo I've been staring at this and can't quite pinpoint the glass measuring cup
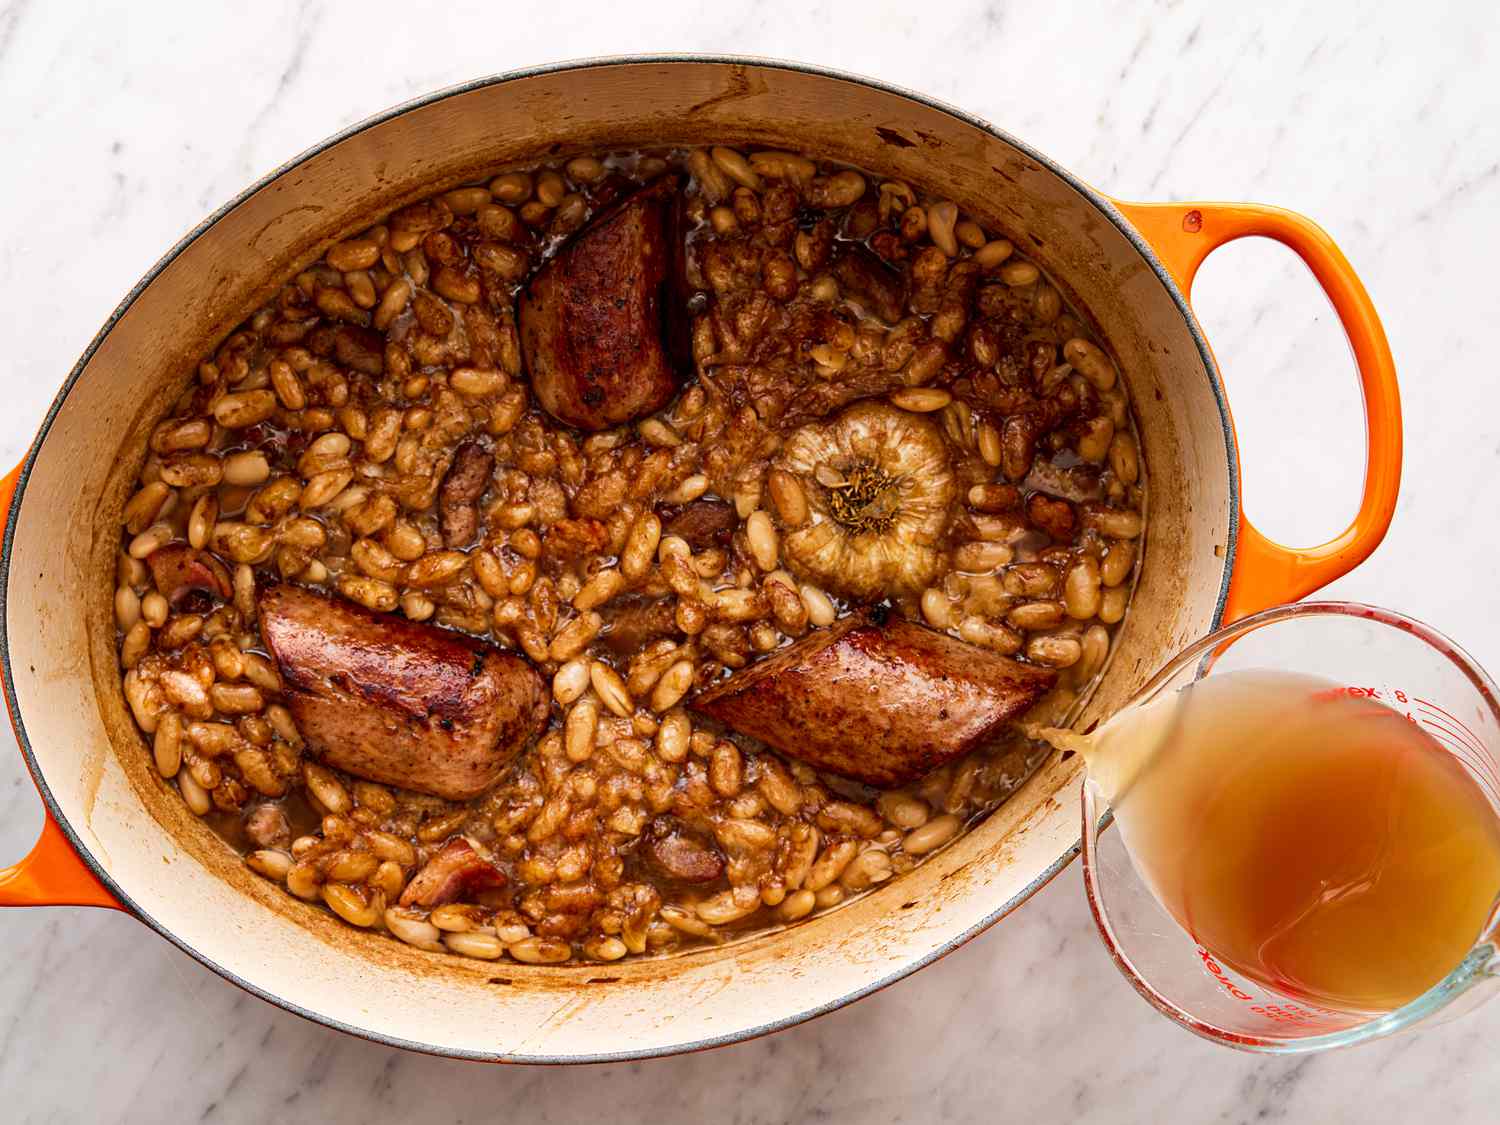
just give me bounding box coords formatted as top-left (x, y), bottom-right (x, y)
top-left (1080, 601), bottom-right (1500, 1053)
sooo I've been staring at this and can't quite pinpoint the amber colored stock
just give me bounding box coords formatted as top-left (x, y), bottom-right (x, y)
top-left (1101, 670), bottom-right (1500, 1014)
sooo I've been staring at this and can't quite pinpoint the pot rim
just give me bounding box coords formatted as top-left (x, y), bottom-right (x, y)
top-left (0, 52), bottom-right (1237, 1063)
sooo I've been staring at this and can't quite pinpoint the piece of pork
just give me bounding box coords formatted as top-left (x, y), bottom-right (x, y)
top-left (258, 585), bottom-right (548, 800)
top-left (691, 610), bottom-right (1056, 788)
top-left (147, 544), bottom-right (232, 605)
top-left (518, 175), bottom-right (690, 431)
top-left (832, 245), bottom-right (908, 324)
top-left (601, 597), bottom-right (680, 655)
top-left (243, 802), bottom-right (290, 849)
top-left (639, 815), bottom-right (725, 884)
top-left (438, 440), bottom-right (493, 547)
top-left (398, 838), bottom-right (506, 908)
top-left (661, 499), bottom-right (737, 550)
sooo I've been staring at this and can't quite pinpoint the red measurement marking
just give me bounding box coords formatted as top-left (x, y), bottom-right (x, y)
top-left (1249, 1003), bottom-right (1325, 1026)
top-left (1414, 702), bottom-right (1497, 779)
top-left (1415, 697), bottom-right (1490, 757)
top-left (1418, 712), bottom-right (1489, 762)
top-left (1196, 949), bottom-right (1335, 1026)
top-left (1419, 723), bottom-right (1499, 789)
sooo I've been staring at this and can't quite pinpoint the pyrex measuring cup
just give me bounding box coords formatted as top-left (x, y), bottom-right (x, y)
top-left (1080, 601), bottom-right (1500, 1053)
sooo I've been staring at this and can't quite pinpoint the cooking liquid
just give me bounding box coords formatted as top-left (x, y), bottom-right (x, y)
top-left (1055, 669), bottom-right (1500, 1014)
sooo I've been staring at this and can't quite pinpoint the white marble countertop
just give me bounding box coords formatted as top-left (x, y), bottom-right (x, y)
top-left (3, 1), bottom-right (1499, 1120)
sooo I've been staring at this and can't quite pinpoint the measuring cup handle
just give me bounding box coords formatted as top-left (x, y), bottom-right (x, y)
top-left (1114, 200), bottom-right (1401, 623)
top-left (0, 458), bottom-right (121, 910)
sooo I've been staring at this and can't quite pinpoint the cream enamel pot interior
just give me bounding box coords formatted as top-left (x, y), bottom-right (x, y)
top-left (0, 58), bottom-right (1400, 1062)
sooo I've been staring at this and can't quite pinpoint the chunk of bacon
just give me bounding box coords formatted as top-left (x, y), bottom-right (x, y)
top-left (398, 838), bottom-right (506, 908)
top-left (146, 544), bottom-right (232, 604)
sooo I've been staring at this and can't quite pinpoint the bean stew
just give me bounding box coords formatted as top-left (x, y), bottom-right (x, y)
top-left (114, 145), bottom-right (1146, 964)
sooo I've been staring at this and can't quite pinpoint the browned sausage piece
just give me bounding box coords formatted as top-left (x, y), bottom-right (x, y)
top-left (259, 585), bottom-right (548, 800)
top-left (147, 544), bottom-right (232, 604)
top-left (399, 838), bottom-right (506, 908)
top-left (518, 175), bottom-right (690, 431)
top-left (832, 245), bottom-right (908, 324)
top-left (438, 440), bottom-right (493, 547)
top-left (691, 610), bottom-right (1057, 788)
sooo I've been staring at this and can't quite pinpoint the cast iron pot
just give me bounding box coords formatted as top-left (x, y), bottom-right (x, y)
top-left (0, 57), bottom-right (1400, 1061)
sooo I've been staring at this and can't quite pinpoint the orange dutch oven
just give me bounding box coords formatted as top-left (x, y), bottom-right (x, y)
top-left (0, 58), bottom-right (1400, 1061)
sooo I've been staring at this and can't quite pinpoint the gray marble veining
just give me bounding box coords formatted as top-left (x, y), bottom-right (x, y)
top-left (3, 1), bottom-right (1500, 1121)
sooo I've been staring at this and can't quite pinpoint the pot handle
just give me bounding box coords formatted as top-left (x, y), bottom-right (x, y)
top-left (0, 459), bottom-right (121, 909)
top-left (1113, 201), bottom-right (1401, 623)
top-left (0, 815), bottom-right (121, 909)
